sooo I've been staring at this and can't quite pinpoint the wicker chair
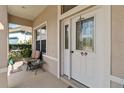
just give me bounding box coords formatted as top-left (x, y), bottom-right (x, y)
top-left (26, 50), bottom-right (45, 73)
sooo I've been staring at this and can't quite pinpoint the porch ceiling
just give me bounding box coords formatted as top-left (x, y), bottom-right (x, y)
top-left (8, 5), bottom-right (47, 20)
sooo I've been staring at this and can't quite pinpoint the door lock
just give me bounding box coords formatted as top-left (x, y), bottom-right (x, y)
top-left (70, 51), bottom-right (74, 53)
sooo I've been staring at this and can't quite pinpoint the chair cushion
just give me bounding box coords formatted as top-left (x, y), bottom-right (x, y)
top-left (31, 51), bottom-right (35, 58)
top-left (35, 51), bottom-right (40, 59)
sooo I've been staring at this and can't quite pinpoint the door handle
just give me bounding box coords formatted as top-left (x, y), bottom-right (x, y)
top-left (81, 52), bottom-right (84, 56)
top-left (70, 51), bottom-right (74, 53)
top-left (81, 52), bottom-right (88, 56)
top-left (84, 52), bottom-right (88, 56)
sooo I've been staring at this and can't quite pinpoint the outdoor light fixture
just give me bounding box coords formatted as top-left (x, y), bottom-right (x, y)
top-left (21, 6), bottom-right (26, 9)
top-left (0, 22), bottom-right (4, 30)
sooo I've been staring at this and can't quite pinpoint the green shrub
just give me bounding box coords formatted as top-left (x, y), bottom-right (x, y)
top-left (9, 51), bottom-right (23, 61)
top-left (9, 44), bottom-right (32, 62)
top-left (21, 48), bottom-right (32, 58)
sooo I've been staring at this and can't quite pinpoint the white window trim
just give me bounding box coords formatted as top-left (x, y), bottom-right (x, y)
top-left (33, 21), bottom-right (47, 55)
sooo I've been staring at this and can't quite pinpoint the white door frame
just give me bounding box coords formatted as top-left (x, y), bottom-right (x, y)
top-left (58, 5), bottom-right (111, 87)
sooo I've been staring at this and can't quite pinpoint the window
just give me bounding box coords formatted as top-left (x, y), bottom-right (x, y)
top-left (61, 5), bottom-right (77, 14)
top-left (36, 25), bottom-right (47, 54)
top-left (36, 41), bottom-right (40, 51)
top-left (76, 17), bottom-right (94, 52)
top-left (9, 23), bottom-right (32, 45)
top-left (65, 25), bottom-right (69, 49)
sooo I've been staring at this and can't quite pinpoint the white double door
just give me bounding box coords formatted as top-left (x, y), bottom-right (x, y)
top-left (63, 6), bottom-right (108, 87)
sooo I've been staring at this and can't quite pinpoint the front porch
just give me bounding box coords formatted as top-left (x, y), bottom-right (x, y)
top-left (1, 5), bottom-right (124, 88)
top-left (8, 61), bottom-right (68, 88)
top-left (0, 5), bottom-right (111, 88)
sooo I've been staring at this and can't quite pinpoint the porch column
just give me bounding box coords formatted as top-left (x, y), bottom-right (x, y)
top-left (0, 5), bottom-right (8, 87)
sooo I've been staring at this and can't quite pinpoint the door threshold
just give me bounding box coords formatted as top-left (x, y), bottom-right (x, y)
top-left (60, 75), bottom-right (88, 88)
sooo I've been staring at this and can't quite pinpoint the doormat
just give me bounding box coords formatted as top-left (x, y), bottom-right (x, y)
top-left (67, 85), bottom-right (73, 88)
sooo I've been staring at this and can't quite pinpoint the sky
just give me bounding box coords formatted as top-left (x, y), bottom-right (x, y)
top-left (9, 23), bottom-right (21, 29)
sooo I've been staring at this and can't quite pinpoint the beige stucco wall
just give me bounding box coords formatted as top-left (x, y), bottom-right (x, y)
top-left (33, 6), bottom-right (58, 76)
top-left (43, 56), bottom-right (57, 76)
top-left (8, 14), bottom-right (33, 27)
top-left (0, 5), bottom-right (8, 87)
top-left (112, 6), bottom-right (124, 79)
top-left (111, 6), bottom-right (124, 88)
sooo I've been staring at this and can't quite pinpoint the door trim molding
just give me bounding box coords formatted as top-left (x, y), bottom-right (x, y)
top-left (103, 5), bottom-right (111, 87)
top-left (57, 5), bottom-right (61, 78)
top-left (0, 67), bottom-right (7, 74)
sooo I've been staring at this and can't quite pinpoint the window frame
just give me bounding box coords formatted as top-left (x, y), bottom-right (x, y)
top-left (75, 16), bottom-right (95, 52)
top-left (34, 21), bottom-right (47, 55)
top-left (64, 24), bottom-right (69, 49)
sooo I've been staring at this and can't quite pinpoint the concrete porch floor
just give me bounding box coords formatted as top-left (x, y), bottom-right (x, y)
top-left (8, 61), bottom-right (69, 88)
